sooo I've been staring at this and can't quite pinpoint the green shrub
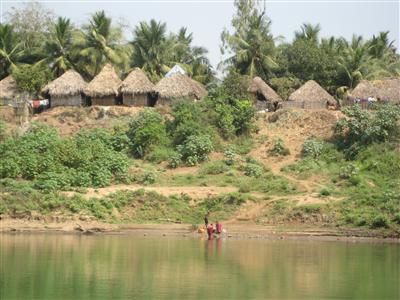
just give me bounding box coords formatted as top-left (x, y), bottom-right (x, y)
top-left (339, 164), bottom-right (359, 179)
top-left (243, 163), bottom-right (263, 178)
top-left (168, 153), bottom-right (182, 168)
top-left (370, 214), bottom-right (389, 228)
top-left (127, 109), bottom-right (168, 158)
top-left (177, 135), bottom-right (213, 166)
top-left (223, 146), bottom-right (237, 166)
top-left (302, 137), bottom-right (326, 158)
top-left (146, 145), bottom-right (176, 163)
top-left (393, 213), bottom-right (400, 224)
top-left (270, 138), bottom-right (290, 156)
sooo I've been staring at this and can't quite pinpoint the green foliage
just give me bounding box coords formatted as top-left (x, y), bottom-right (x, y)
top-left (0, 123), bottom-right (129, 189)
top-left (127, 109), bottom-right (167, 158)
top-left (270, 138), bottom-right (290, 156)
top-left (334, 104), bottom-right (400, 158)
top-left (223, 146), bottom-right (237, 166)
top-left (243, 163), bottom-right (263, 178)
top-left (200, 161), bottom-right (229, 175)
top-left (269, 76), bottom-right (301, 100)
top-left (13, 64), bottom-right (53, 96)
top-left (176, 135), bottom-right (213, 166)
top-left (0, 121), bottom-right (7, 142)
top-left (302, 137), bottom-right (327, 159)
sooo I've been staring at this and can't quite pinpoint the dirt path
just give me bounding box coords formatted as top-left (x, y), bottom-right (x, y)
top-left (65, 184), bottom-right (239, 199)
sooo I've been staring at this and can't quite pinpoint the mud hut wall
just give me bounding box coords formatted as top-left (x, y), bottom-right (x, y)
top-left (50, 95), bottom-right (82, 107)
top-left (155, 97), bottom-right (170, 106)
top-left (91, 96), bottom-right (116, 106)
top-left (122, 93), bottom-right (148, 106)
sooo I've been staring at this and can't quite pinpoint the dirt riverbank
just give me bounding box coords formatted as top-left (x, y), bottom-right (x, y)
top-left (1, 218), bottom-right (398, 243)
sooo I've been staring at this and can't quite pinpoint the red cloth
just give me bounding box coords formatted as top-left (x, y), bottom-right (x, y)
top-left (216, 223), bottom-right (222, 234)
top-left (207, 225), bottom-right (213, 236)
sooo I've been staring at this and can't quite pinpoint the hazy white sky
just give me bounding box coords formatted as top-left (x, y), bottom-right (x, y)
top-left (1, 0), bottom-right (399, 71)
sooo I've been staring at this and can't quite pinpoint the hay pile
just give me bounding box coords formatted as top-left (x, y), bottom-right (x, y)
top-left (42, 70), bottom-right (87, 96)
top-left (248, 77), bottom-right (282, 102)
top-left (85, 64), bottom-right (122, 97)
top-left (121, 68), bottom-right (154, 94)
top-left (349, 78), bottom-right (400, 103)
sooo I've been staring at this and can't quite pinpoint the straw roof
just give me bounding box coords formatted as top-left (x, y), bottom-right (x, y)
top-left (42, 70), bottom-right (87, 97)
top-left (288, 80), bottom-right (336, 105)
top-left (349, 78), bottom-right (400, 103)
top-left (85, 64), bottom-right (122, 97)
top-left (248, 77), bottom-right (282, 102)
top-left (120, 68), bottom-right (154, 94)
top-left (154, 74), bottom-right (207, 100)
top-left (0, 75), bottom-right (21, 100)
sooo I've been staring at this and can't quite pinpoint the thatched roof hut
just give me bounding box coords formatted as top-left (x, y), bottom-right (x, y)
top-left (0, 75), bottom-right (23, 102)
top-left (154, 74), bottom-right (207, 105)
top-left (248, 77), bottom-right (282, 111)
top-left (121, 68), bottom-right (155, 106)
top-left (42, 70), bottom-right (87, 107)
top-left (285, 80), bottom-right (336, 109)
top-left (349, 78), bottom-right (400, 104)
top-left (85, 64), bottom-right (122, 106)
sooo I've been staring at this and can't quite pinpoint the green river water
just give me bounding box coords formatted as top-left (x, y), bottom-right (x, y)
top-left (0, 233), bottom-right (399, 299)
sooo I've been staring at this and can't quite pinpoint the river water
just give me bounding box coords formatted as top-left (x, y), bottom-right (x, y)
top-left (0, 233), bottom-right (399, 299)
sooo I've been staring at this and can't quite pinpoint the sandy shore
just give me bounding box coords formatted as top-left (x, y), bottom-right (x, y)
top-left (1, 218), bottom-right (399, 243)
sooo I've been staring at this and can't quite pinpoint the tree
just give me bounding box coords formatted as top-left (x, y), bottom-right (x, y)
top-left (221, 0), bottom-right (278, 79)
top-left (79, 11), bottom-right (131, 77)
top-left (0, 24), bottom-right (25, 78)
top-left (13, 63), bottom-right (53, 96)
top-left (38, 17), bottom-right (76, 77)
top-left (294, 23), bottom-right (321, 45)
top-left (5, 2), bottom-right (55, 57)
top-left (131, 19), bottom-right (170, 81)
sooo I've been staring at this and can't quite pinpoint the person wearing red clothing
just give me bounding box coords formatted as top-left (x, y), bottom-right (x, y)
top-left (207, 223), bottom-right (214, 240)
top-left (216, 221), bottom-right (222, 234)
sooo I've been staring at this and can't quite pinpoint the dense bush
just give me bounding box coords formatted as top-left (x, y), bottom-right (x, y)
top-left (176, 134), bottom-right (213, 166)
top-left (127, 109), bottom-right (168, 158)
top-left (0, 123), bottom-right (129, 188)
top-left (302, 137), bottom-right (326, 158)
top-left (334, 104), bottom-right (400, 158)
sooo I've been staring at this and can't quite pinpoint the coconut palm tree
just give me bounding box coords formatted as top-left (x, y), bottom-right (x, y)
top-left (221, 11), bottom-right (278, 79)
top-left (0, 23), bottom-right (25, 77)
top-left (37, 17), bottom-right (75, 77)
top-left (131, 19), bottom-right (171, 81)
top-left (368, 31), bottom-right (396, 59)
top-left (79, 11), bottom-right (131, 77)
top-left (294, 23), bottom-right (321, 45)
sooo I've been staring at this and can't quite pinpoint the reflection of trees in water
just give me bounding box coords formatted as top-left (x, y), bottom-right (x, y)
top-left (0, 235), bottom-right (398, 299)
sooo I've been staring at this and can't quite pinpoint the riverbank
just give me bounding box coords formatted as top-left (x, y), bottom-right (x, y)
top-left (1, 218), bottom-right (398, 243)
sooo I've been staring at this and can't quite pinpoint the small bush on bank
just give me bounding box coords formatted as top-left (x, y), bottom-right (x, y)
top-left (270, 138), bottom-right (290, 156)
top-left (302, 137), bottom-right (326, 158)
top-left (176, 135), bottom-right (213, 166)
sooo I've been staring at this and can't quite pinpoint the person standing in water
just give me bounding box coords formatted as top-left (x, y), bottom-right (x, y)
top-left (204, 212), bottom-right (210, 227)
top-left (216, 221), bottom-right (222, 234)
top-left (207, 223), bottom-right (214, 240)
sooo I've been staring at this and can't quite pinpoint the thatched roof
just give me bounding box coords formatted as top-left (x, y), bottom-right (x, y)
top-left (349, 78), bottom-right (400, 103)
top-left (120, 68), bottom-right (154, 94)
top-left (0, 75), bottom-right (21, 100)
top-left (42, 70), bottom-right (87, 97)
top-left (248, 77), bottom-right (282, 102)
top-left (154, 74), bottom-right (207, 100)
top-left (85, 64), bottom-right (122, 97)
top-left (288, 80), bottom-right (336, 105)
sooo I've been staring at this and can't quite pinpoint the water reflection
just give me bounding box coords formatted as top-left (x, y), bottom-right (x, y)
top-left (0, 234), bottom-right (398, 299)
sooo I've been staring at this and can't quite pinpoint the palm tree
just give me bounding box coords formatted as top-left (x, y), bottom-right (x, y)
top-left (79, 11), bottom-right (130, 77)
top-left (221, 11), bottom-right (277, 79)
top-left (368, 31), bottom-right (395, 59)
top-left (131, 19), bottom-right (170, 81)
top-left (294, 23), bottom-right (321, 45)
top-left (0, 24), bottom-right (25, 77)
top-left (337, 36), bottom-right (377, 88)
top-left (37, 17), bottom-right (75, 77)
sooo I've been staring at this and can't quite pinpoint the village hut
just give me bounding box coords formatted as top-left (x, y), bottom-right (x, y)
top-left (284, 80), bottom-right (336, 109)
top-left (248, 77), bottom-right (282, 111)
top-left (154, 74), bottom-right (207, 106)
top-left (84, 64), bottom-right (122, 106)
top-left (348, 78), bottom-right (400, 106)
top-left (121, 68), bottom-right (155, 106)
top-left (42, 70), bottom-right (87, 107)
top-left (0, 75), bottom-right (23, 104)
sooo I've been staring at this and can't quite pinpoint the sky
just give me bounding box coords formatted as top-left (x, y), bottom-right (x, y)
top-left (1, 0), bottom-right (399, 72)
